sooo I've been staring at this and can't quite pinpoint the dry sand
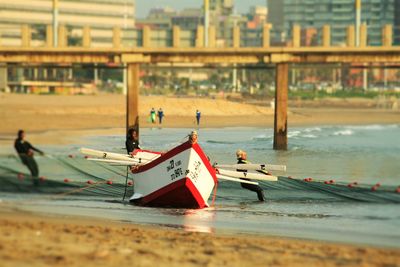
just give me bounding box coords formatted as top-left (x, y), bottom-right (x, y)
top-left (0, 207), bottom-right (399, 267)
top-left (1, 93), bottom-right (399, 136)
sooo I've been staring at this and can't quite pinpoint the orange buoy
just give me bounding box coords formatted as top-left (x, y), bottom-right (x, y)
top-left (371, 186), bottom-right (377, 191)
top-left (324, 181), bottom-right (329, 184)
top-left (347, 183), bottom-right (353, 188)
top-left (39, 176), bottom-right (46, 182)
top-left (64, 178), bottom-right (70, 183)
top-left (395, 187), bottom-right (400, 194)
top-left (106, 180), bottom-right (113, 185)
top-left (87, 180), bottom-right (94, 185)
top-left (127, 181), bottom-right (133, 186)
top-left (17, 173), bottom-right (25, 180)
top-left (68, 154), bottom-right (75, 158)
top-left (84, 155), bottom-right (89, 159)
top-left (375, 183), bottom-right (381, 187)
top-left (329, 180), bottom-right (335, 184)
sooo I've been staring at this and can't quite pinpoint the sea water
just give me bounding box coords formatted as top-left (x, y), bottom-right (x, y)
top-left (1, 125), bottom-right (400, 247)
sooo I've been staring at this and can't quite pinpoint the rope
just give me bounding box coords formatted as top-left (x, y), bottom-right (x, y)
top-left (122, 166), bottom-right (130, 201)
top-left (211, 181), bottom-right (218, 207)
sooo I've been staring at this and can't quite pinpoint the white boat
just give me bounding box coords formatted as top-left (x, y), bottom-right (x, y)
top-left (80, 140), bottom-right (284, 209)
top-left (129, 141), bottom-right (217, 208)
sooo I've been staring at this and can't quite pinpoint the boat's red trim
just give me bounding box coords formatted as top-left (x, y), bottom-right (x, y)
top-left (133, 141), bottom-right (192, 173)
top-left (138, 177), bottom-right (207, 208)
top-left (192, 143), bottom-right (218, 184)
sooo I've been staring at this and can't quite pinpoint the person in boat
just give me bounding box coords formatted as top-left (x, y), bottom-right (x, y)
top-left (236, 149), bottom-right (265, 202)
top-left (126, 128), bottom-right (140, 154)
top-left (189, 130), bottom-right (198, 144)
top-left (14, 130), bottom-right (44, 186)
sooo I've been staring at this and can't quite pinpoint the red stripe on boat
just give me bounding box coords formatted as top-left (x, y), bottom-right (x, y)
top-left (137, 178), bottom-right (207, 208)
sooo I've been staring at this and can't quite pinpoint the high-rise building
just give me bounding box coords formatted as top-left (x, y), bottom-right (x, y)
top-left (395, 1), bottom-right (400, 44)
top-left (0, 0), bottom-right (135, 46)
top-left (267, 0), bottom-right (397, 46)
top-left (210, 0), bottom-right (234, 16)
top-left (266, 0), bottom-right (285, 43)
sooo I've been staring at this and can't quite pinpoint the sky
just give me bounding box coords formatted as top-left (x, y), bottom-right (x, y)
top-left (136, 0), bottom-right (267, 18)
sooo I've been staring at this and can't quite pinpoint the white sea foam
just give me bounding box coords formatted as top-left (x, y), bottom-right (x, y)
top-left (346, 124), bottom-right (399, 131)
top-left (333, 130), bottom-right (354, 136)
top-left (303, 127), bottom-right (322, 133)
top-left (288, 131), bottom-right (301, 138)
top-left (301, 134), bottom-right (317, 138)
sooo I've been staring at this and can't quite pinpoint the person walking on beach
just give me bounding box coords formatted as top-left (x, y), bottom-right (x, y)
top-left (157, 108), bottom-right (164, 124)
top-left (196, 110), bottom-right (201, 125)
top-left (150, 108), bottom-right (156, 124)
top-left (236, 149), bottom-right (265, 202)
top-left (14, 130), bottom-right (44, 186)
top-left (126, 128), bottom-right (140, 154)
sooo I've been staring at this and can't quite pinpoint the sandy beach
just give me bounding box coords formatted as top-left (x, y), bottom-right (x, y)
top-left (0, 207), bottom-right (399, 267)
top-left (1, 93), bottom-right (400, 266)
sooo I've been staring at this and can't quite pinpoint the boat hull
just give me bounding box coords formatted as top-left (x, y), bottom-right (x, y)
top-left (129, 141), bottom-right (217, 209)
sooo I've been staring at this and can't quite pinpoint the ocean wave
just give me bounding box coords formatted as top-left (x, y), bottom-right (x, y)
top-left (301, 134), bottom-right (317, 138)
top-left (288, 131), bottom-right (301, 138)
top-left (345, 124), bottom-right (399, 131)
top-left (333, 130), bottom-right (354, 136)
top-left (303, 127), bottom-right (322, 133)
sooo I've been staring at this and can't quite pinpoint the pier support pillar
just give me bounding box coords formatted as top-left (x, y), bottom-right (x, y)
top-left (0, 63), bottom-right (7, 92)
top-left (127, 63), bottom-right (140, 137)
top-left (274, 63), bottom-right (289, 150)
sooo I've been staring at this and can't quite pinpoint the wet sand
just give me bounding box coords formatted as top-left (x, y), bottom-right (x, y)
top-left (0, 207), bottom-right (399, 267)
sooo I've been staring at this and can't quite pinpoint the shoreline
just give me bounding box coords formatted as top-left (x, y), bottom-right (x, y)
top-left (0, 206), bottom-right (399, 267)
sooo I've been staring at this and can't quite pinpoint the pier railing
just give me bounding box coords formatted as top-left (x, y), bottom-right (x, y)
top-left (0, 24), bottom-right (399, 48)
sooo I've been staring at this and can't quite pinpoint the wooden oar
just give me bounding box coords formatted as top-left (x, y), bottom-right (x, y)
top-left (215, 163), bottom-right (286, 172)
top-left (216, 174), bottom-right (259, 185)
top-left (87, 158), bottom-right (140, 166)
top-left (80, 148), bottom-right (145, 163)
top-left (217, 169), bottom-right (278, 182)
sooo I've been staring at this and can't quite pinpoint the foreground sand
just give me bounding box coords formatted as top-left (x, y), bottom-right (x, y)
top-left (0, 208), bottom-right (399, 267)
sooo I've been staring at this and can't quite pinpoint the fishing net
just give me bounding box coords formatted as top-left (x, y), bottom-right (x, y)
top-left (1, 155), bottom-right (399, 203)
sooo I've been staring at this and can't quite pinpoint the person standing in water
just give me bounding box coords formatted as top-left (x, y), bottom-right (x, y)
top-left (236, 149), bottom-right (265, 202)
top-left (157, 108), bottom-right (164, 124)
top-left (126, 128), bottom-right (140, 154)
top-left (196, 110), bottom-right (201, 125)
top-left (189, 130), bottom-right (198, 144)
top-left (150, 108), bottom-right (156, 124)
top-left (14, 130), bottom-right (44, 186)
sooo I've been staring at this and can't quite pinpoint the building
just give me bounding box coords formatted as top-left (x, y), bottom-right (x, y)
top-left (171, 8), bottom-right (203, 30)
top-left (0, 0), bottom-right (135, 93)
top-left (0, 0), bottom-right (135, 46)
top-left (266, 0), bottom-right (285, 44)
top-left (395, 1), bottom-right (400, 44)
top-left (135, 7), bottom-right (176, 29)
top-left (268, 0), bottom-right (397, 46)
